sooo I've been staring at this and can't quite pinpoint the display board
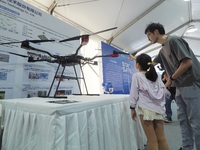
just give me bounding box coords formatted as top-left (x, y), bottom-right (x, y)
top-left (101, 42), bottom-right (137, 94)
top-left (0, 0), bottom-right (80, 99)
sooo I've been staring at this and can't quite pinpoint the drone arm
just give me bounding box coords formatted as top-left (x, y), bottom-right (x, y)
top-left (74, 44), bottom-right (83, 56)
top-left (82, 53), bottom-right (118, 62)
top-left (28, 57), bottom-right (57, 63)
top-left (21, 41), bottom-right (59, 59)
top-left (82, 55), bottom-right (116, 65)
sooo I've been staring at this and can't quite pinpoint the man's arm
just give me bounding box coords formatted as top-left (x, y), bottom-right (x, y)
top-left (165, 58), bottom-right (193, 88)
top-left (129, 54), bottom-right (136, 61)
top-left (171, 58), bottom-right (192, 79)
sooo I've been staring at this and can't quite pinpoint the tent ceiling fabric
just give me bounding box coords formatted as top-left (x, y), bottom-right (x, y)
top-left (25, 0), bottom-right (200, 58)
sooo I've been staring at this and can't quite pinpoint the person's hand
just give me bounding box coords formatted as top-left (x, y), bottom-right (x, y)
top-left (129, 54), bottom-right (136, 61)
top-left (131, 109), bottom-right (137, 121)
top-left (162, 74), bottom-right (168, 82)
top-left (165, 78), bottom-right (172, 90)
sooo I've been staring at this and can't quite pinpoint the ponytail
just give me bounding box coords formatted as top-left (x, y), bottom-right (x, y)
top-left (145, 64), bottom-right (158, 82)
top-left (136, 54), bottom-right (158, 82)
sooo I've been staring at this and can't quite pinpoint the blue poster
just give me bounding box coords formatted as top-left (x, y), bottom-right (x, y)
top-left (101, 42), bottom-right (137, 94)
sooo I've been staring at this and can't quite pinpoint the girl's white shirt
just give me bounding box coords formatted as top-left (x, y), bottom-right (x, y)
top-left (130, 72), bottom-right (170, 114)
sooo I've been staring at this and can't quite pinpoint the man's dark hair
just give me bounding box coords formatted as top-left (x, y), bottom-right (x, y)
top-left (144, 23), bottom-right (165, 35)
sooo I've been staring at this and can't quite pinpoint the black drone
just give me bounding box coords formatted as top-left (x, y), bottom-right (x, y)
top-left (0, 27), bottom-right (130, 98)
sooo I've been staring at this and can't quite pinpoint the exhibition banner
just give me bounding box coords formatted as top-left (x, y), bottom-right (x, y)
top-left (0, 0), bottom-right (80, 99)
top-left (101, 42), bottom-right (137, 94)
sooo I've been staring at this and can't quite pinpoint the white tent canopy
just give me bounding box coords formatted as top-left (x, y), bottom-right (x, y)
top-left (24, 0), bottom-right (200, 59)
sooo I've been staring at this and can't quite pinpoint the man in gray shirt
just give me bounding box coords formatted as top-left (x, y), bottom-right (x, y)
top-left (144, 23), bottom-right (200, 150)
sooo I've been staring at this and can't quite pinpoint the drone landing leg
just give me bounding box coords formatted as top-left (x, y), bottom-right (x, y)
top-left (73, 64), bottom-right (83, 95)
top-left (54, 66), bottom-right (66, 98)
top-left (73, 63), bottom-right (99, 96)
top-left (47, 63), bottom-right (61, 97)
top-left (79, 63), bottom-right (89, 95)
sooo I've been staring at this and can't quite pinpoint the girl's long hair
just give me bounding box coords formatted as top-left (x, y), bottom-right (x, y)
top-left (136, 53), bottom-right (158, 82)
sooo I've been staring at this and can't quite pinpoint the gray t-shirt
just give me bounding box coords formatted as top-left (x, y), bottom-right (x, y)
top-left (154, 35), bottom-right (200, 87)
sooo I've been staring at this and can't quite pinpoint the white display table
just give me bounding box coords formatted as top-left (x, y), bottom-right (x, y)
top-left (0, 95), bottom-right (146, 150)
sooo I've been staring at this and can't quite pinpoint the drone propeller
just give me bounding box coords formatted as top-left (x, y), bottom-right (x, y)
top-left (0, 49), bottom-right (29, 58)
top-left (59, 27), bottom-right (117, 43)
top-left (9, 52), bottom-right (29, 58)
top-left (113, 50), bottom-right (130, 55)
top-left (83, 53), bottom-right (119, 62)
top-left (0, 40), bottom-right (55, 45)
top-left (84, 49), bottom-right (134, 62)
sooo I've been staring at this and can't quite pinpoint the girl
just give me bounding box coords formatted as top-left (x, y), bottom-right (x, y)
top-left (130, 53), bottom-right (170, 150)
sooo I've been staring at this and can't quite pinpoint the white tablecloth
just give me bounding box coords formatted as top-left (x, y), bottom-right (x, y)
top-left (0, 95), bottom-right (146, 150)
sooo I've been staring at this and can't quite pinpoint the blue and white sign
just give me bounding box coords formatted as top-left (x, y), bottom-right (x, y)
top-left (101, 42), bottom-right (137, 94)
